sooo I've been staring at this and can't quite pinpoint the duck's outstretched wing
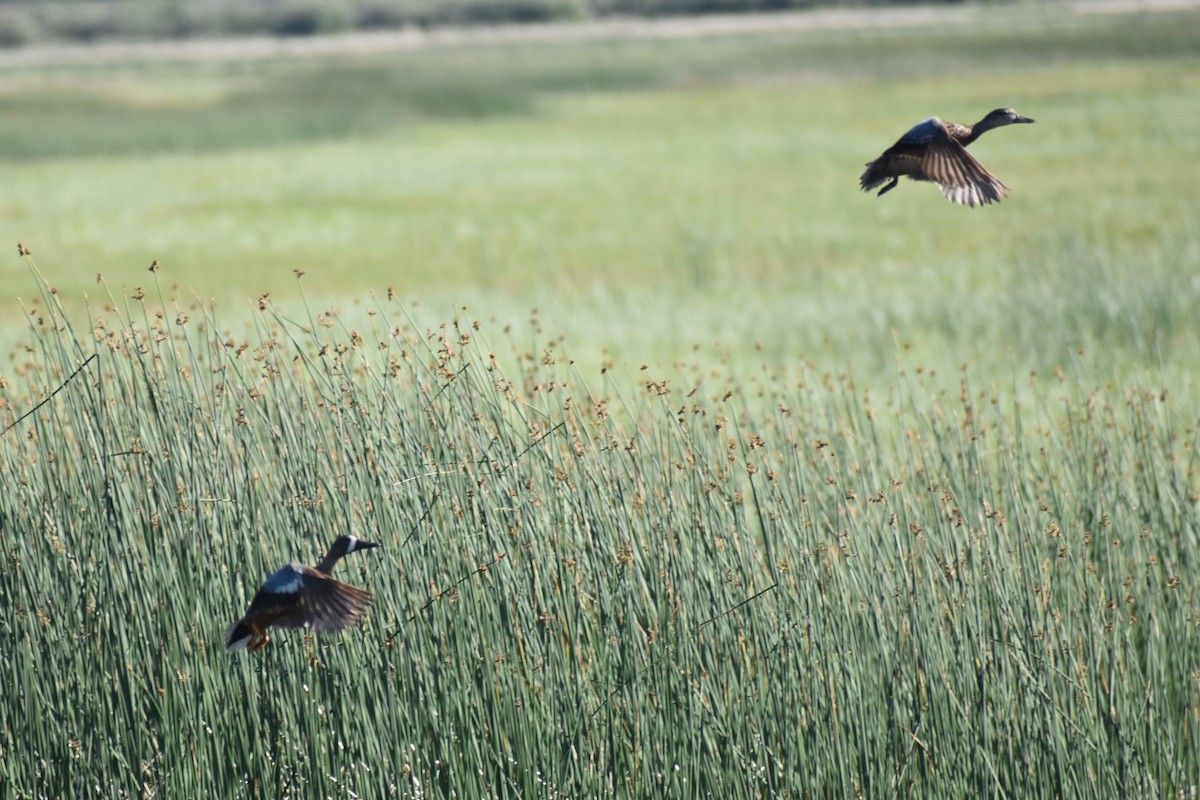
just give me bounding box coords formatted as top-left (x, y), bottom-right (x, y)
top-left (915, 122), bottom-right (1009, 207)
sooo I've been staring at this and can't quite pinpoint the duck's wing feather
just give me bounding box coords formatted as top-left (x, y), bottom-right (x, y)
top-left (916, 127), bottom-right (1009, 207)
top-left (292, 566), bottom-right (374, 633)
top-left (243, 564), bottom-right (373, 632)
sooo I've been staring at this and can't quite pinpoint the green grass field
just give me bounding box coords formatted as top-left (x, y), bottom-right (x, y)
top-left (3, 5), bottom-right (1199, 383)
top-left (2, 4), bottom-right (1200, 797)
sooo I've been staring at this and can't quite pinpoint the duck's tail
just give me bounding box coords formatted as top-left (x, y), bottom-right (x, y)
top-left (224, 619), bottom-right (253, 653)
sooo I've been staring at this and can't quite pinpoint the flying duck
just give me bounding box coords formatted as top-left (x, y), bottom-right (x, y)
top-left (225, 535), bottom-right (380, 653)
top-left (860, 108), bottom-right (1035, 206)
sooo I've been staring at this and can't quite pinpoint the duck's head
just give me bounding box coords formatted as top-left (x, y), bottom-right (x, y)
top-left (335, 535), bottom-right (381, 556)
top-left (315, 534), bottom-right (381, 574)
top-left (981, 108), bottom-right (1036, 129)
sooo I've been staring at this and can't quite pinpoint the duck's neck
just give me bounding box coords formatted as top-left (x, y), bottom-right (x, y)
top-left (959, 116), bottom-right (1003, 146)
top-left (315, 544), bottom-right (347, 575)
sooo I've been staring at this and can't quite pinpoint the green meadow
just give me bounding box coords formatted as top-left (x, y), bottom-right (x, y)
top-left (2, 6), bottom-right (1198, 380)
top-left (2, 5), bottom-right (1200, 797)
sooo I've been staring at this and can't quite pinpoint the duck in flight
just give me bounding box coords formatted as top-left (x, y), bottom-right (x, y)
top-left (860, 108), bottom-right (1035, 207)
top-left (225, 535), bottom-right (380, 653)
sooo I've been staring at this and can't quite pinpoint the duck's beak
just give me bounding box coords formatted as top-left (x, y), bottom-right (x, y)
top-left (1015, 115), bottom-right (1036, 124)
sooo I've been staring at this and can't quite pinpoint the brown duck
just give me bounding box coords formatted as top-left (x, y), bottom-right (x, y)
top-left (225, 535), bottom-right (380, 653)
top-left (860, 108), bottom-right (1035, 207)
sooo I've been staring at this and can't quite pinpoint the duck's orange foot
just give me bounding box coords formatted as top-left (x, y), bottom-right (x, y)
top-left (249, 628), bottom-right (271, 652)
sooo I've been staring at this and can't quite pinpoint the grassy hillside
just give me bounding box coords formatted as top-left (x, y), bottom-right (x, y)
top-left (1, 4), bottom-right (1199, 797)
top-left (0, 0), bottom-right (881, 47)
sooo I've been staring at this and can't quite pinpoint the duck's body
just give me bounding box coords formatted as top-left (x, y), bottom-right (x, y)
top-left (225, 535), bottom-right (380, 653)
top-left (860, 108), bottom-right (1035, 207)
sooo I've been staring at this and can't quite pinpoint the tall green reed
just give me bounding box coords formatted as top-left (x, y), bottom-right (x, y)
top-left (1, 263), bottom-right (1197, 798)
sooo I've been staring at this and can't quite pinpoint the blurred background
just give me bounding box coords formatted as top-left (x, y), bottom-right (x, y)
top-left (1, 0), bottom-right (1198, 385)
top-left (0, 0), bottom-right (1049, 45)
